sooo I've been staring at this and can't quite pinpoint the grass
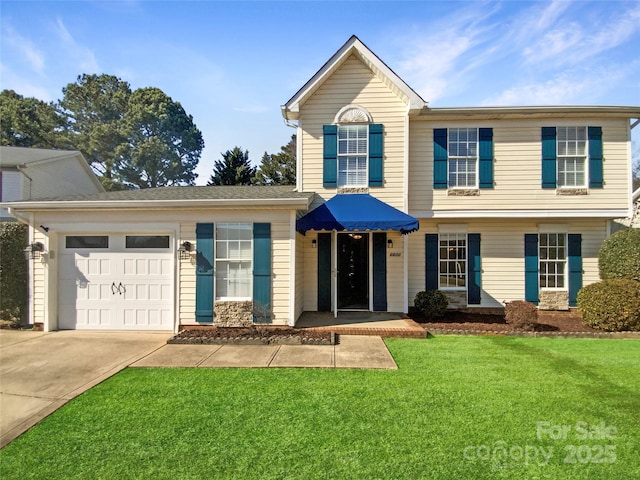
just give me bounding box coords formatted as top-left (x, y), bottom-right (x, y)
top-left (1, 336), bottom-right (639, 479)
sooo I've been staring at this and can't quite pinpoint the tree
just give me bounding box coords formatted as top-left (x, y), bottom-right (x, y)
top-left (208, 147), bottom-right (256, 186)
top-left (0, 90), bottom-right (66, 148)
top-left (253, 134), bottom-right (296, 185)
top-left (116, 88), bottom-right (204, 189)
top-left (59, 74), bottom-right (132, 190)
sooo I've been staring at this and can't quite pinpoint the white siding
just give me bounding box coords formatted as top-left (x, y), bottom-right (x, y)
top-left (271, 222), bottom-right (291, 325)
top-left (302, 232), bottom-right (319, 312)
top-left (30, 208), bottom-right (297, 330)
top-left (299, 55), bottom-right (409, 210)
top-left (1, 171), bottom-right (24, 219)
top-left (386, 231), bottom-right (405, 312)
top-left (179, 222), bottom-right (196, 325)
top-left (294, 232), bottom-right (305, 321)
top-left (409, 118), bottom-right (630, 214)
top-left (407, 219), bottom-right (607, 309)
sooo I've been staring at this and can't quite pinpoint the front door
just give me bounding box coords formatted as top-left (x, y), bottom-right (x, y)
top-left (337, 233), bottom-right (369, 309)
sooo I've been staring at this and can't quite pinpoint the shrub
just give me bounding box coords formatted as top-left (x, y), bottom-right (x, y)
top-left (505, 300), bottom-right (538, 331)
top-left (577, 279), bottom-right (640, 332)
top-left (414, 290), bottom-right (448, 320)
top-left (0, 222), bottom-right (28, 323)
top-left (598, 228), bottom-right (640, 280)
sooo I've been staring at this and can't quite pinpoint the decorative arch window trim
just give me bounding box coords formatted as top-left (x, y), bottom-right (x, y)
top-left (334, 104), bottom-right (373, 124)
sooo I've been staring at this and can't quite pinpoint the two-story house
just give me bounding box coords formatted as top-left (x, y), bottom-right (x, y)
top-left (3, 36), bottom-right (638, 332)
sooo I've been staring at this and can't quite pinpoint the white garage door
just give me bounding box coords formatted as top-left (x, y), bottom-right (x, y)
top-left (58, 234), bottom-right (174, 330)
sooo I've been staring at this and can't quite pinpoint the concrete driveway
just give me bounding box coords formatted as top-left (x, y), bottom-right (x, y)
top-left (0, 330), bottom-right (170, 448)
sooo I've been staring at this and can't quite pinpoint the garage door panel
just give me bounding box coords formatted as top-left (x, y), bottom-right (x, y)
top-left (77, 308), bottom-right (112, 327)
top-left (58, 236), bottom-right (174, 331)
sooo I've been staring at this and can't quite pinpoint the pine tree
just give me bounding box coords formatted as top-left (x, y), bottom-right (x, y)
top-left (208, 147), bottom-right (256, 185)
top-left (253, 135), bottom-right (296, 185)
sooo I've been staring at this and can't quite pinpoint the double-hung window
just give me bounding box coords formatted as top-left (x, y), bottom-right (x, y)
top-left (215, 223), bottom-right (252, 299)
top-left (557, 127), bottom-right (587, 188)
top-left (448, 128), bottom-right (478, 188)
top-left (439, 233), bottom-right (466, 289)
top-left (539, 233), bottom-right (566, 289)
top-left (337, 124), bottom-right (368, 187)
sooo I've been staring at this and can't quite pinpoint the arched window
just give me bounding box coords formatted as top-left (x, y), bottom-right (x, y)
top-left (323, 105), bottom-right (383, 189)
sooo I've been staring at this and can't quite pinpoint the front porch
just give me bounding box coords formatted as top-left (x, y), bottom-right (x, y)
top-left (296, 311), bottom-right (426, 338)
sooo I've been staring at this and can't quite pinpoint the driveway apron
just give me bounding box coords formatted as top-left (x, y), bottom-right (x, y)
top-left (0, 330), bottom-right (170, 448)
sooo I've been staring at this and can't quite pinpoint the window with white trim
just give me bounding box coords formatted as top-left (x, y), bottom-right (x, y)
top-left (439, 233), bottom-right (466, 289)
top-left (557, 127), bottom-right (587, 187)
top-left (337, 124), bottom-right (368, 187)
top-left (448, 128), bottom-right (478, 188)
top-left (215, 223), bottom-right (252, 299)
top-left (539, 233), bottom-right (566, 289)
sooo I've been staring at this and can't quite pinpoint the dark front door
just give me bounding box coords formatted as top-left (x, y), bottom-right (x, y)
top-left (337, 233), bottom-right (369, 309)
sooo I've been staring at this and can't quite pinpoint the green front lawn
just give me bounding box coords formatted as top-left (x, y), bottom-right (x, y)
top-left (1, 336), bottom-right (638, 479)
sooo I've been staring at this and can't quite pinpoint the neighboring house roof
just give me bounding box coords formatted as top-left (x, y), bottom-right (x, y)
top-left (0, 146), bottom-right (105, 192)
top-left (3, 185), bottom-right (315, 211)
top-left (282, 35), bottom-right (427, 120)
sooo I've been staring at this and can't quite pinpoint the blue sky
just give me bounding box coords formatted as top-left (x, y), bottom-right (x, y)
top-left (2, 0), bottom-right (639, 183)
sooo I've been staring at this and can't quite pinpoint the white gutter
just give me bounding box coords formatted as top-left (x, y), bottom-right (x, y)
top-left (2, 197), bottom-right (313, 211)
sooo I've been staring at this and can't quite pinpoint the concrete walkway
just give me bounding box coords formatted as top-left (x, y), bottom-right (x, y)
top-left (131, 335), bottom-right (398, 370)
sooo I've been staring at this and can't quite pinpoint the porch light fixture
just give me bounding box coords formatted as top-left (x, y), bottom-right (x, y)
top-left (24, 242), bottom-right (45, 260)
top-left (311, 239), bottom-right (317, 248)
top-left (178, 241), bottom-right (193, 259)
top-left (387, 239), bottom-right (393, 249)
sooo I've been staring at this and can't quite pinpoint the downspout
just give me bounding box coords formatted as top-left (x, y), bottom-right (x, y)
top-left (283, 112), bottom-right (301, 325)
top-left (629, 118), bottom-right (639, 221)
top-left (16, 164), bottom-right (33, 200)
top-left (282, 109), bottom-right (302, 193)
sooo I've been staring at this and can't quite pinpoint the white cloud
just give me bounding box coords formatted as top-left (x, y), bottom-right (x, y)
top-left (394, 2), bottom-right (504, 102)
top-left (522, 2), bottom-right (640, 67)
top-left (54, 17), bottom-right (100, 73)
top-left (0, 63), bottom-right (55, 101)
top-left (1, 23), bottom-right (45, 75)
top-left (480, 62), bottom-right (636, 106)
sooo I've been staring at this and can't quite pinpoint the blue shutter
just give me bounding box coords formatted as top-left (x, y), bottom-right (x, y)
top-left (568, 234), bottom-right (582, 307)
top-left (541, 127), bottom-right (557, 189)
top-left (433, 129), bottom-right (448, 189)
top-left (195, 223), bottom-right (214, 322)
top-left (369, 124), bottom-right (384, 187)
top-left (524, 234), bottom-right (539, 305)
top-left (478, 128), bottom-right (494, 189)
top-left (467, 234), bottom-right (481, 305)
top-left (253, 223), bottom-right (271, 322)
top-left (425, 234), bottom-right (439, 290)
top-left (323, 125), bottom-right (338, 187)
top-left (588, 126), bottom-right (603, 188)
top-left (317, 233), bottom-right (332, 311)
top-left (372, 233), bottom-right (387, 311)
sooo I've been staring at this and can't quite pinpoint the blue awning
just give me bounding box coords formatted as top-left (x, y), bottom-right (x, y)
top-left (296, 194), bottom-right (419, 235)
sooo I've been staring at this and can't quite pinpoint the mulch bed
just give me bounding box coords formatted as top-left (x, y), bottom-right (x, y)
top-left (410, 311), bottom-right (640, 337)
top-left (170, 327), bottom-right (336, 345)
top-left (414, 310), bottom-right (598, 334)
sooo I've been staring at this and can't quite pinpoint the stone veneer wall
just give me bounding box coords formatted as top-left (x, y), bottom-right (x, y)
top-left (538, 290), bottom-right (569, 310)
top-left (214, 300), bottom-right (253, 327)
top-left (443, 290), bottom-right (467, 309)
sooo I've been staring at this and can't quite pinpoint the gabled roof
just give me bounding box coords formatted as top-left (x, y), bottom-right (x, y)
top-left (3, 185), bottom-right (314, 211)
top-left (0, 146), bottom-right (105, 192)
top-left (282, 35), bottom-right (426, 121)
